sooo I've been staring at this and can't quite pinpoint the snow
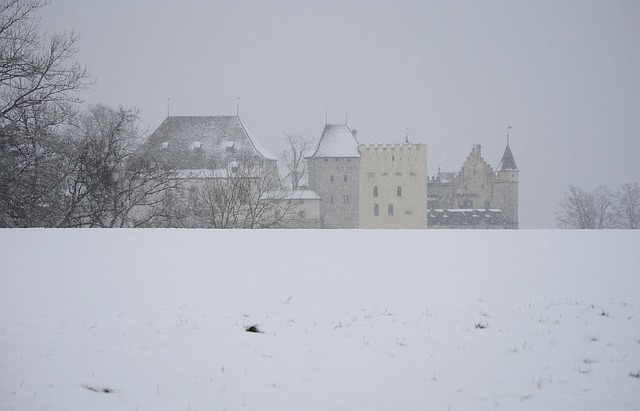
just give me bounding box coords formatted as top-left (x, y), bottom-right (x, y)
top-left (310, 124), bottom-right (360, 158)
top-left (1, 229), bottom-right (639, 410)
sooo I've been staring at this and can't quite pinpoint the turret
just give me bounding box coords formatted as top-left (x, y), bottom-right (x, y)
top-left (493, 135), bottom-right (519, 228)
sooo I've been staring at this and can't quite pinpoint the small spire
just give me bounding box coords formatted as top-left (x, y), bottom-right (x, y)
top-left (405, 127), bottom-right (409, 144)
top-left (507, 125), bottom-right (512, 147)
top-left (167, 98), bottom-right (170, 117)
top-left (345, 113), bottom-right (348, 126)
top-left (236, 97), bottom-right (240, 117)
top-left (325, 113), bottom-right (328, 125)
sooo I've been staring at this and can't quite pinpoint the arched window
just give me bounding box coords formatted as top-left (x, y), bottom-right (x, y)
top-left (330, 175), bottom-right (334, 182)
top-left (344, 175), bottom-right (348, 182)
top-left (397, 186), bottom-right (402, 197)
top-left (373, 204), bottom-right (379, 216)
top-left (388, 204), bottom-right (394, 216)
top-left (373, 186), bottom-right (378, 197)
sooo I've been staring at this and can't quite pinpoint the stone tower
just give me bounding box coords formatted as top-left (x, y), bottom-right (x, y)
top-left (493, 141), bottom-right (519, 229)
top-left (358, 143), bottom-right (427, 229)
top-left (306, 123), bottom-right (361, 228)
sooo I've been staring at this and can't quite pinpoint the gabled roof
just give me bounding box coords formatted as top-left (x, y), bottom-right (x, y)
top-left (138, 115), bottom-right (276, 169)
top-left (309, 123), bottom-right (360, 158)
top-left (497, 144), bottom-right (518, 171)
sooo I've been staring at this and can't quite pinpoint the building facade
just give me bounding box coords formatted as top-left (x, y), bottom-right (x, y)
top-left (307, 123), bottom-right (428, 229)
top-left (358, 143), bottom-right (427, 229)
top-left (427, 143), bottom-right (519, 229)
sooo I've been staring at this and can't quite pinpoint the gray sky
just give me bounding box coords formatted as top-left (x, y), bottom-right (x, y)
top-left (40, 0), bottom-right (640, 228)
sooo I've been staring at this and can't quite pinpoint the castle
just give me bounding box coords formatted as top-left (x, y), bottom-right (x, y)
top-left (138, 114), bottom-right (519, 229)
top-left (307, 123), bottom-right (518, 229)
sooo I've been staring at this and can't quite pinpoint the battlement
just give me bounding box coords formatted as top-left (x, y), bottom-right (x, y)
top-left (359, 143), bottom-right (424, 152)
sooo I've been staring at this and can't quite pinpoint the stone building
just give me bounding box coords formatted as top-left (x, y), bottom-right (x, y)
top-left (137, 115), bottom-right (321, 228)
top-left (359, 143), bottom-right (427, 229)
top-left (306, 123), bottom-right (361, 228)
top-left (427, 142), bottom-right (519, 229)
top-left (139, 115), bottom-right (279, 177)
top-left (307, 123), bottom-right (428, 229)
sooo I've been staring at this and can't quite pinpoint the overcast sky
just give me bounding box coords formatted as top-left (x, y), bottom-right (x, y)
top-left (40, 0), bottom-right (640, 228)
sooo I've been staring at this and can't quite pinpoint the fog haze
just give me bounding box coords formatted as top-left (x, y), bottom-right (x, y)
top-left (40, 0), bottom-right (640, 228)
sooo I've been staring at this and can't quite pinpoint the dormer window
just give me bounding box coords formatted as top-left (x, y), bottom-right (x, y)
top-left (224, 141), bottom-right (234, 152)
top-left (190, 141), bottom-right (202, 150)
top-left (161, 142), bottom-right (169, 149)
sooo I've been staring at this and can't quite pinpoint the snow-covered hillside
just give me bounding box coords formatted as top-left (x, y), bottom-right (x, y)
top-left (1, 229), bottom-right (639, 410)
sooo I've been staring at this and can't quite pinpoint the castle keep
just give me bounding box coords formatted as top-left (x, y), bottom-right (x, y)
top-left (359, 143), bottom-right (427, 229)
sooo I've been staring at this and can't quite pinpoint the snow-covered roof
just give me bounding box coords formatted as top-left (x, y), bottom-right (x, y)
top-left (260, 190), bottom-right (321, 201)
top-left (309, 124), bottom-right (360, 158)
top-left (138, 116), bottom-right (277, 170)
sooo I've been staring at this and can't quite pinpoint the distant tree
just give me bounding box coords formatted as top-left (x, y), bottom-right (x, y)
top-left (557, 185), bottom-right (613, 229)
top-left (60, 105), bottom-right (180, 227)
top-left (613, 182), bottom-right (640, 229)
top-left (280, 133), bottom-right (313, 190)
top-left (0, 0), bottom-right (90, 226)
top-left (188, 158), bottom-right (299, 228)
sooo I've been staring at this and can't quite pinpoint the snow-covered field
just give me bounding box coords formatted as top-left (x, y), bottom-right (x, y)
top-left (1, 229), bottom-right (639, 411)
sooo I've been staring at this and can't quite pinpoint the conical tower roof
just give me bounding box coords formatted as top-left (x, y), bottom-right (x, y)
top-left (498, 144), bottom-right (518, 171)
top-left (309, 123), bottom-right (360, 158)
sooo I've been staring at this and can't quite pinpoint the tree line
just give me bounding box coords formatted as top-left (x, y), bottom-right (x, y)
top-left (557, 183), bottom-right (640, 229)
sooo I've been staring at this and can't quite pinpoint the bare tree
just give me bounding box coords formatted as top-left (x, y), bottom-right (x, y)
top-left (60, 105), bottom-right (180, 227)
top-left (557, 185), bottom-right (613, 229)
top-left (188, 158), bottom-right (299, 228)
top-left (0, 0), bottom-right (90, 226)
top-left (280, 133), bottom-right (313, 190)
top-left (613, 182), bottom-right (640, 229)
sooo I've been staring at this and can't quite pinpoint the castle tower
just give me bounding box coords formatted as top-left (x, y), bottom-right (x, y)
top-left (306, 123), bottom-right (361, 228)
top-left (493, 140), bottom-right (519, 229)
top-left (358, 143), bottom-right (427, 228)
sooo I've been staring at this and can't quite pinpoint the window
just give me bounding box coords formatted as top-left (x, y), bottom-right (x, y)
top-left (161, 141), bottom-right (169, 149)
top-left (344, 175), bottom-right (348, 182)
top-left (388, 204), bottom-right (394, 216)
top-left (373, 204), bottom-right (379, 216)
top-left (330, 175), bottom-right (334, 182)
top-left (397, 186), bottom-right (402, 197)
top-left (343, 195), bottom-right (349, 204)
top-left (373, 186), bottom-right (378, 197)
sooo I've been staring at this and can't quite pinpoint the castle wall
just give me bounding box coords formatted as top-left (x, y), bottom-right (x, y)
top-left (307, 157), bottom-right (360, 228)
top-left (358, 144), bottom-right (427, 229)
